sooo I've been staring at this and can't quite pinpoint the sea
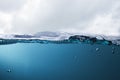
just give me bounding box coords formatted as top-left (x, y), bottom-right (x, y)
top-left (0, 33), bottom-right (120, 80)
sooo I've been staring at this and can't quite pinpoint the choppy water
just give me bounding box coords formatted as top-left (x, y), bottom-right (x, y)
top-left (0, 34), bottom-right (120, 80)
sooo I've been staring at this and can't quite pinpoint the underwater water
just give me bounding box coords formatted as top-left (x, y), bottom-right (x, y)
top-left (0, 34), bottom-right (120, 80)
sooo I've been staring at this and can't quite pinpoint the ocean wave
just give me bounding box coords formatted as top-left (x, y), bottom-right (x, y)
top-left (0, 31), bottom-right (120, 45)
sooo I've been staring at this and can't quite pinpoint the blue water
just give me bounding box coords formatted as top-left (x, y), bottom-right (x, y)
top-left (0, 42), bottom-right (120, 80)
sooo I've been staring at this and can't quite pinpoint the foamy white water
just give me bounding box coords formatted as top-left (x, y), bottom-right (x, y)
top-left (0, 31), bottom-right (120, 45)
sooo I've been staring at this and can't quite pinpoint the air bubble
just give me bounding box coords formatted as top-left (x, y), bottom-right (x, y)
top-left (112, 50), bottom-right (115, 54)
top-left (7, 69), bottom-right (11, 72)
top-left (96, 48), bottom-right (99, 51)
top-left (74, 56), bottom-right (77, 59)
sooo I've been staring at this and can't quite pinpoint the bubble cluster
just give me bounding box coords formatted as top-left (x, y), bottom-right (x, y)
top-left (112, 47), bottom-right (115, 54)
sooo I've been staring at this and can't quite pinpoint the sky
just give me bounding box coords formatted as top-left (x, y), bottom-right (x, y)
top-left (0, 0), bottom-right (120, 36)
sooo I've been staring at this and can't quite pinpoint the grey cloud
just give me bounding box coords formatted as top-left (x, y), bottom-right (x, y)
top-left (0, 0), bottom-right (27, 12)
top-left (1, 0), bottom-right (119, 35)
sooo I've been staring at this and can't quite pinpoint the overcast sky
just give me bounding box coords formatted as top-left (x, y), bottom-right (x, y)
top-left (0, 0), bottom-right (120, 36)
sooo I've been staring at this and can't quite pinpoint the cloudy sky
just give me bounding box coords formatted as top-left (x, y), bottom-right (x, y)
top-left (0, 0), bottom-right (120, 36)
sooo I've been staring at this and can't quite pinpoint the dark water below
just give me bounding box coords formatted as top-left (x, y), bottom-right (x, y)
top-left (0, 43), bottom-right (120, 80)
